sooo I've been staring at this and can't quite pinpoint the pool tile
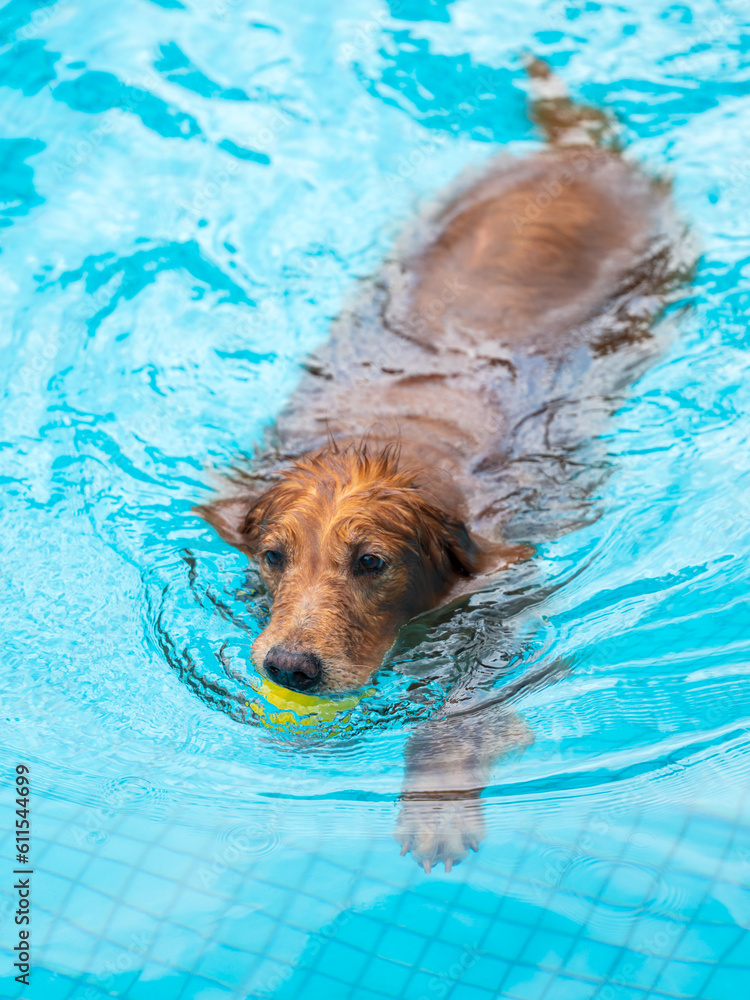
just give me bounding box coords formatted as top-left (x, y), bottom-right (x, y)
top-left (421, 938), bottom-right (471, 976)
top-left (562, 860), bottom-right (613, 900)
top-left (404, 970), bottom-right (449, 998)
top-left (233, 881), bottom-right (292, 922)
top-left (503, 963), bottom-right (556, 1000)
top-left (683, 814), bottom-right (731, 854)
top-left (139, 843), bottom-right (196, 883)
top-left (177, 882), bottom-right (234, 920)
top-left (652, 956), bottom-right (712, 997)
top-left (213, 908), bottom-right (279, 954)
top-left (361, 955), bottom-right (412, 994)
top-left (41, 918), bottom-right (99, 972)
top-left (315, 940), bottom-right (370, 985)
top-left (599, 864), bottom-right (659, 910)
top-left (481, 841), bottom-right (528, 875)
top-left (64, 883), bottom-right (117, 935)
top-left (244, 957), bottom-right (296, 996)
top-left (537, 976), bottom-right (597, 1000)
top-left (598, 988), bottom-right (645, 1000)
top-left (262, 923), bottom-right (309, 965)
top-left (724, 930), bottom-right (750, 967)
top-left (391, 893), bottom-right (445, 937)
top-left (522, 928), bottom-right (571, 971)
top-left (673, 921), bottom-right (740, 962)
top-left (462, 954), bottom-right (510, 991)
top-left (608, 951), bottom-right (665, 992)
top-left (174, 974), bottom-right (237, 998)
top-left (346, 990), bottom-right (393, 1000)
top-left (629, 915), bottom-right (688, 958)
top-left (40, 842), bottom-right (93, 882)
top-left (663, 869), bottom-right (710, 909)
top-left (564, 939), bottom-right (620, 979)
top-left (700, 963), bottom-right (750, 1000)
top-left (145, 921), bottom-right (206, 969)
top-left (694, 892), bottom-right (739, 927)
top-left (439, 907), bottom-right (490, 949)
top-left (483, 918), bottom-right (534, 962)
top-left (458, 880), bottom-right (505, 917)
top-left (126, 965), bottom-right (190, 1000)
top-left (450, 984), bottom-right (497, 1000)
top-left (194, 941), bottom-right (258, 989)
top-left (415, 879), bottom-right (464, 911)
top-left (121, 869), bottom-right (180, 918)
top-left (82, 856), bottom-right (134, 899)
top-left (376, 923), bottom-right (427, 963)
top-left (513, 849), bottom-right (547, 883)
top-left (96, 833), bottom-right (150, 867)
top-left (335, 913), bottom-right (387, 953)
top-left (284, 889), bottom-right (342, 930)
top-left (36, 869), bottom-right (77, 913)
top-left (305, 859), bottom-right (357, 901)
top-left (103, 900), bottom-right (159, 945)
top-left (13, 967), bottom-right (78, 1000)
top-left (645, 811), bottom-right (691, 844)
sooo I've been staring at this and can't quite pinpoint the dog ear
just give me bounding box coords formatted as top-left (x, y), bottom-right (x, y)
top-left (413, 507), bottom-right (483, 580)
top-left (441, 518), bottom-right (483, 576)
top-left (194, 493), bottom-right (261, 553)
top-left (442, 518), bottom-right (533, 579)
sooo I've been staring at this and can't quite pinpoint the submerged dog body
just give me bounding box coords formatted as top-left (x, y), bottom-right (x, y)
top-left (202, 146), bottom-right (676, 691)
top-left (199, 69), bottom-right (684, 868)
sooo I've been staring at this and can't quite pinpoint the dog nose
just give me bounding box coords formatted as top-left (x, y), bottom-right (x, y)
top-left (263, 646), bottom-right (322, 692)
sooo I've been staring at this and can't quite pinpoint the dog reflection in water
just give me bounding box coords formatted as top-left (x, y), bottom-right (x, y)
top-left (198, 60), bottom-right (684, 872)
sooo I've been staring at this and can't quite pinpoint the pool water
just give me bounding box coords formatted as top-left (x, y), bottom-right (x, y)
top-left (2, 0), bottom-right (750, 997)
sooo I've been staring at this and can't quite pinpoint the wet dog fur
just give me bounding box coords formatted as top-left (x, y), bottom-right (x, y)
top-left (202, 445), bottom-right (531, 693)
top-left (197, 61), bottom-right (684, 869)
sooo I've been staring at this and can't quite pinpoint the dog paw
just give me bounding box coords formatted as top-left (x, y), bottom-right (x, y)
top-left (395, 795), bottom-right (485, 873)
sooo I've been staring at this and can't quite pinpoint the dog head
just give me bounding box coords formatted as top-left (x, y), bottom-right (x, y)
top-left (198, 446), bottom-right (526, 693)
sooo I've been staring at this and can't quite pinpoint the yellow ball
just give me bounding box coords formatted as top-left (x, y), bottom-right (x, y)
top-left (245, 675), bottom-right (367, 730)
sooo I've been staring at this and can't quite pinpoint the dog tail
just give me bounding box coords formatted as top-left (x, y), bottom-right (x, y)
top-left (524, 55), bottom-right (617, 148)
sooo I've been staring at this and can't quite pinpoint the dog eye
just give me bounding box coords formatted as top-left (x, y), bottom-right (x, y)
top-left (358, 553), bottom-right (385, 573)
top-left (264, 549), bottom-right (284, 568)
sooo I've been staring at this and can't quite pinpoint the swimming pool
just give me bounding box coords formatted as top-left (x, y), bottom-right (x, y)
top-left (1, 0), bottom-right (750, 997)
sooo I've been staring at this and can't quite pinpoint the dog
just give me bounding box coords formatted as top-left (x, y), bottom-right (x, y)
top-left (197, 60), bottom-right (684, 871)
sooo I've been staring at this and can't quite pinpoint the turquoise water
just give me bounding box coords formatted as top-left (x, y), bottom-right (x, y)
top-left (2, 0), bottom-right (750, 998)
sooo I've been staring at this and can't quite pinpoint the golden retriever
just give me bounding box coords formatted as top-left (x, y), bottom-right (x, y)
top-left (198, 61), bottom-right (683, 870)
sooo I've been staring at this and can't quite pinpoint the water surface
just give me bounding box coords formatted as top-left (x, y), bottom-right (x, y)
top-left (1, 1), bottom-right (750, 998)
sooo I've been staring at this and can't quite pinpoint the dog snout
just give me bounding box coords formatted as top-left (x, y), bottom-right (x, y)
top-left (263, 645), bottom-right (322, 692)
